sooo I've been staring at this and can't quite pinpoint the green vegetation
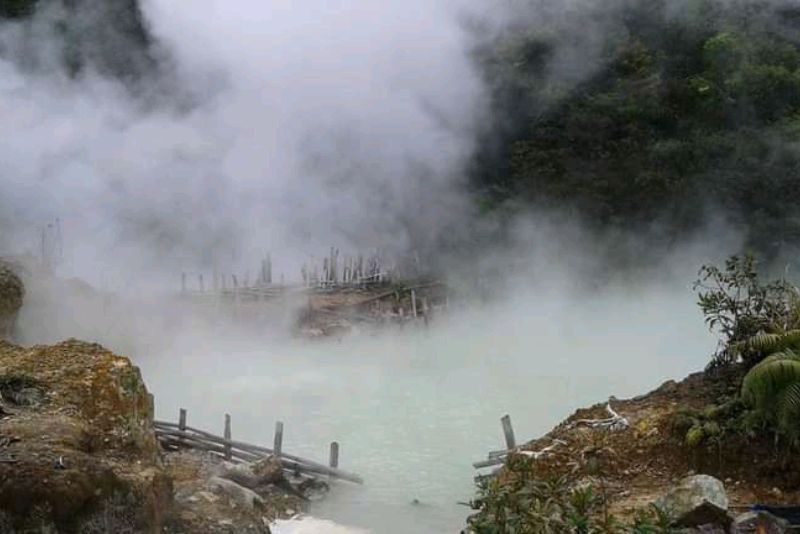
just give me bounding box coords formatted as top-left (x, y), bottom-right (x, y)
top-left (693, 255), bottom-right (800, 366)
top-left (741, 348), bottom-right (800, 444)
top-left (0, 0), bottom-right (35, 18)
top-left (471, 0), bottom-right (800, 255)
top-left (0, 0), bottom-right (154, 82)
top-left (694, 254), bottom-right (800, 445)
top-left (467, 455), bottom-right (676, 533)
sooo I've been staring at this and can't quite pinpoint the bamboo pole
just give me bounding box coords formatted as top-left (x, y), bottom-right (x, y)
top-left (224, 414), bottom-right (232, 460)
top-left (329, 442), bottom-right (339, 469)
top-left (501, 415), bottom-right (516, 450)
top-left (274, 421), bottom-right (284, 457)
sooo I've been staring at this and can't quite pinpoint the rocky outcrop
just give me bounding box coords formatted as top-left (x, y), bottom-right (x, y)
top-left (655, 474), bottom-right (732, 528)
top-left (0, 339), bottom-right (170, 532)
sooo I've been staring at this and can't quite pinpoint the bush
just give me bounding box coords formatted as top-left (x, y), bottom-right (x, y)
top-left (693, 254), bottom-right (800, 367)
top-left (467, 455), bottom-right (677, 533)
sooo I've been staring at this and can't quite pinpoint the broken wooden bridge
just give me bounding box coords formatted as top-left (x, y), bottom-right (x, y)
top-left (154, 408), bottom-right (363, 485)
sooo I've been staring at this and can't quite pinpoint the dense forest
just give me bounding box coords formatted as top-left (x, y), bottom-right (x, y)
top-left (0, 0), bottom-right (153, 81)
top-left (3, 0), bottom-right (800, 261)
top-left (470, 0), bottom-right (800, 258)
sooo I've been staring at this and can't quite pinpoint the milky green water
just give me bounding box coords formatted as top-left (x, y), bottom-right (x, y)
top-left (141, 291), bottom-right (713, 533)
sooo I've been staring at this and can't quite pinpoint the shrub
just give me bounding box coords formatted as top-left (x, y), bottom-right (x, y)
top-left (694, 254), bottom-right (800, 367)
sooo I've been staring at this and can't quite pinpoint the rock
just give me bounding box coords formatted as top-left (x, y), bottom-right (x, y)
top-left (222, 456), bottom-right (284, 490)
top-left (655, 475), bottom-right (732, 528)
top-left (208, 477), bottom-right (265, 510)
top-left (252, 455), bottom-right (284, 484)
top-left (0, 340), bottom-right (169, 532)
top-left (731, 511), bottom-right (789, 534)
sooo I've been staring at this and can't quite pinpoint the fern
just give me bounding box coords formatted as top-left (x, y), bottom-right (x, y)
top-left (730, 330), bottom-right (800, 359)
top-left (741, 349), bottom-right (800, 441)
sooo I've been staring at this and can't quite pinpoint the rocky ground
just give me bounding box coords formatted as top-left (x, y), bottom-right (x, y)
top-left (478, 367), bottom-right (800, 531)
top-left (0, 336), bottom-right (324, 533)
top-left (164, 451), bottom-right (309, 533)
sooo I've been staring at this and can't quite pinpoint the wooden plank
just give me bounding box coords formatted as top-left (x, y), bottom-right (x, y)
top-left (224, 414), bottom-right (232, 460)
top-left (158, 435), bottom-right (260, 463)
top-left (473, 456), bottom-right (506, 469)
top-left (178, 408), bottom-right (187, 446)
top-left (274, 421), bottom-right (284, 457)
top-left (502, 415), bottom-right (516, 450)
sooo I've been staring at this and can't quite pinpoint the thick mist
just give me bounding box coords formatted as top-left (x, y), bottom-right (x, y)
top-left (0, 0), bottom-right (766, 532)
top-left (0, 0), bottom-right (493, 286)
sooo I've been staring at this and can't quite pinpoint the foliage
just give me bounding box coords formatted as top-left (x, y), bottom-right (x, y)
top-left (693, 255), bottom-right (800, 366)
top-left (470, 0), bottom-right (800, 255)
top-left (0, 0), bottom-right (155, 82)
top-left (741, 348), bottom-right (800, 445)
top-left (690, 255), bottom-right (800, 445)
top-left (468, 454), bottom-right (677, 533)
top-left (670, 397), bottom-right (762, 454)
top-left (0, 0), bottom-right (34, 18)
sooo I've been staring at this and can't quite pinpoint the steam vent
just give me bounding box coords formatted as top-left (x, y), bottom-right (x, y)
top-left (0, 264), bottom-right (23, 340)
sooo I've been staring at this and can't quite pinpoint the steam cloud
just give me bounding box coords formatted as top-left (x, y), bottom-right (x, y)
top-left (0, 0), bottom-right (492, 287)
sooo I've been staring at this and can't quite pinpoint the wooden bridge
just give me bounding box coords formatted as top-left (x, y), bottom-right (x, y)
top-left (155, 408), bottom-right (363, 485)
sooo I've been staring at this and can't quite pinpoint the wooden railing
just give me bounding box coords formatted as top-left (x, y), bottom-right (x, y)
top-left (154, 409), bottom-right (363, 485)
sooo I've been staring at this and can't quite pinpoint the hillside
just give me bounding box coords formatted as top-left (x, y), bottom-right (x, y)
top-left (0, 0), bottom-right (155, 81)
top-left (471, 0), bottom-right (800, 258)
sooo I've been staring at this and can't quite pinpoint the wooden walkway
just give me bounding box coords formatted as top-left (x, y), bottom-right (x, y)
top-left (154, 409), bottom-right (363, 485)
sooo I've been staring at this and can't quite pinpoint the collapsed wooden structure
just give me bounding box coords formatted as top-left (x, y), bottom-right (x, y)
top-left (154, 409), bottom-right (363, 485)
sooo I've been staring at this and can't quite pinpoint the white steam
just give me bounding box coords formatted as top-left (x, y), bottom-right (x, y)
top-left (0, 0), bottom-right (488, 286)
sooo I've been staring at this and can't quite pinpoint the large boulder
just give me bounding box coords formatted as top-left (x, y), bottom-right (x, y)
top-left (0, 339), bottom-right (170, 532)
top-left (655, 475), bottom-right (732, 528)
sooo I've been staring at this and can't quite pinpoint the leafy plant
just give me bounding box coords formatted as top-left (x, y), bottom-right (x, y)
top-left (741, 348), bottom-right (800, 445)
top-left (467, 453), bottom-right (678, 533)
top-left (694, 254), bottom-right (800, 366)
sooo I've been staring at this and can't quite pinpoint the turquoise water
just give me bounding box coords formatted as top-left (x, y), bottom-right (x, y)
top-left (141, 288), bottom-right (713, 533)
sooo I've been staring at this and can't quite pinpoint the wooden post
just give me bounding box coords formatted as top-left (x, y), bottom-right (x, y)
top-left (501, 415), bottom-right (516, 450)
top-left (181, 273), bottom-right (187, 293)
top-left (273, 421), bottom-right (284, 457)
top-left (178, 408), bottom-right (187, 447)
top-left (224, 414), bottom-right (232, 460)
top-left (329, 441), bottom-right (339, 469)
top-left (199, 274), bottom-right (205, 292)
top-left (411, 289), bottom-right (418, 318)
